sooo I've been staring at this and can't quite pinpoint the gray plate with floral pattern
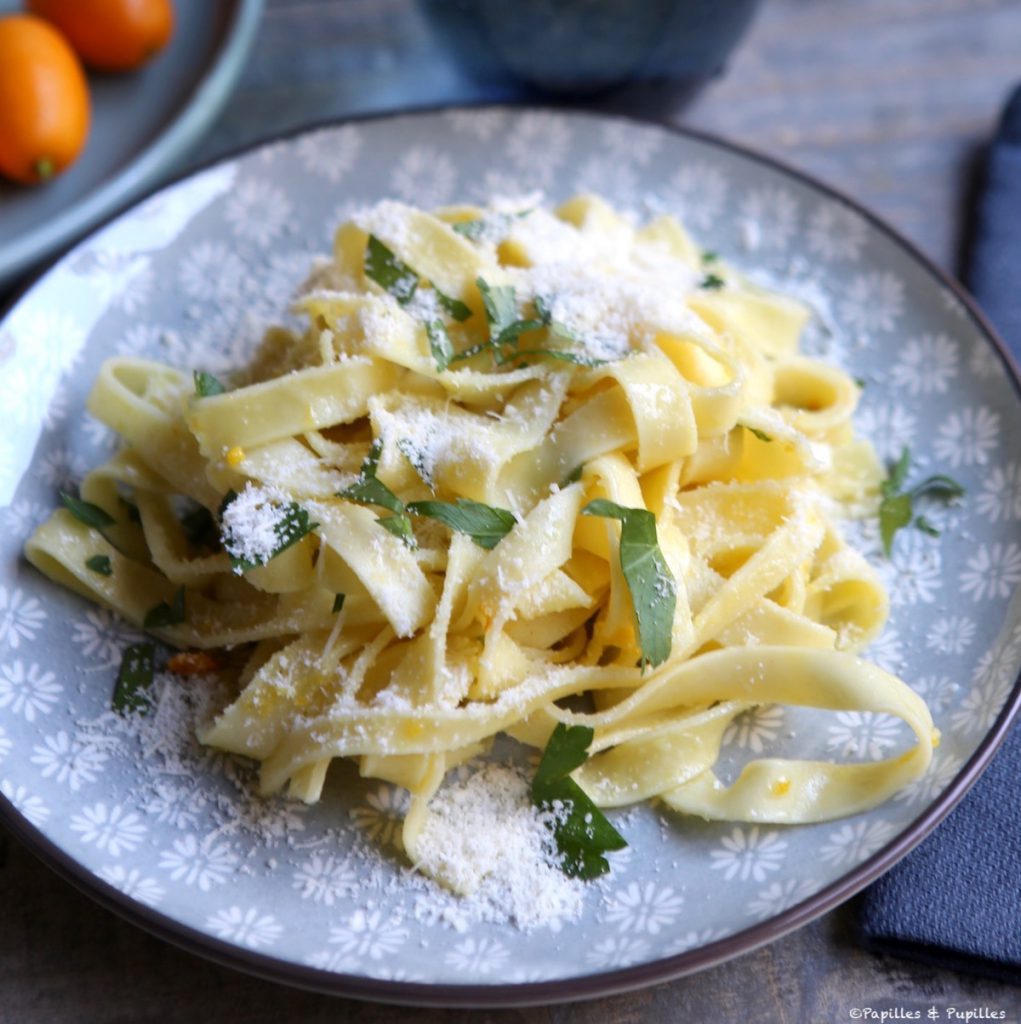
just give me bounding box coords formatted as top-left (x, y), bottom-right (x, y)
top-left (1, 107), bottom-right (1020, 1007)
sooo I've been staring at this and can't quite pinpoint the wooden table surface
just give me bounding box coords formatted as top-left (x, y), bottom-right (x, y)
top-left (4, 0), bottom-right (1021, 1020)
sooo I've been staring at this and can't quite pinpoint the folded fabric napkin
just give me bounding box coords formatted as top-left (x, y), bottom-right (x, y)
top-left (854, 84), bottom-right (1021, 984)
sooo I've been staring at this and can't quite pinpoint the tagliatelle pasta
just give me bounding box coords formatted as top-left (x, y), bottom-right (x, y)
top-left (25, 193), bottom-right (936, 891)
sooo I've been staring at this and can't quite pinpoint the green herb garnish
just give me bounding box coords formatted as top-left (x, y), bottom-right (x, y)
top-left (702, 250), bottom-right (719, 264)
top-left (112, 642), bottom-right (155, 713)
top-left (224, 501), bottom-right (319, 572)
top-left (745, 425), bottom-right (773, 443)
top-left (435, 287), bottom-right (472, 323)
top-left (143, 586), bottom-right (186, 629)
top-left (364, 236), bottom-right (472, 370)
top-left (216, 489), bottom-right (238, 522)
top-left (332, 593), bottom-right (346, 614)
top-left (532, 723), bottom-right (627, 880)
top-left (406, 498), bottom-right (517, 550)
top-left (582, 499), bottom-right (677, 669)
top-left (85, 554), bottom-right (112, 576)
top-left (338, 439), bottom-right (415, 546)
top-left (376, 513), bottom-right (416, 545)
top-left (878, 447), bottom-right (965, 556)
top-left (562, 463), bottom-right (585, 486)
top-left (120, 497), bottom-right (141, 523)
top-left (396, 437), bottom-right (434, 489)
top-left (180, 503), bottom-right (220, 551)
top-left (915, 515), bottom-right (940, 537)
top-left (452, 208), bottom-right (532, 244)
top-left (340, 439), bottom-right (405, 515)
top-left (60, 492), bottom-right (116, 530)
top-left (193, 371), bottom-right (226, 397)
top-left (477, 277), bottom-right (525, 347)
top-left (364, 235), bottom-right (419, 305)
top-left (452, 279), bottom-right (607, 368)
top-left (699, 273), bottom-right (725, 290)
top-left (452, 219), bottom-right (486, 241)
top-left (426, 320), bottom-right (455, 373)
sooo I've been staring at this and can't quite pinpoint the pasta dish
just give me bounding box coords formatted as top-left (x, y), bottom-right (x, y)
top-left (25, 194), bottom-right (936, 888)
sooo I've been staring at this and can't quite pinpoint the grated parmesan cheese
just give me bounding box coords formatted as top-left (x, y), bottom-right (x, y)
top-left (410, 763), bottom-right (584, 931)
top-left (220, 481), bottom-right (291, 569)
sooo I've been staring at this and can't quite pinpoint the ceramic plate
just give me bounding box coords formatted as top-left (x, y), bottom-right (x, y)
top-left (1, 108), bottom-right (1019, 1007)
top-left (0, 0), bottom-right (264, 290)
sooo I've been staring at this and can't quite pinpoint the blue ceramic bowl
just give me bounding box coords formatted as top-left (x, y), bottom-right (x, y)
top-left (417, 0), bottom-right (762, 95)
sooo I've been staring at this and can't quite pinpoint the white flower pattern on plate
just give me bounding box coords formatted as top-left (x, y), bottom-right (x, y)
top-left (390, 146), bottom-right (456, 208)
top-left (585, 936), bottom-right (650, 970)
top-left (225, 179), bottom-right (293, 247)
top-left (894, 750), bottom-right (964, 807)
top-left (854, 404), bottom-right (916, 462)
top-left (328, 909), bottom-right (408, 961)
top-left (206, 906), bottom-right (283, 949)
top-left (740, 186), bottom-right (799, 251)
top-left (805, 202), bottom-right (865, 262)
top-left (158, 833), bottom-right (237, 890)
top-left (306, 949), bottom-right (360, 973)
top-left (0, 660), bottom-right (61, 719)
top-left (882, 530), bottom-right (942, 606)
top-left (30, 730), bottom-right (108, 790)
top-left (178, 241), bottom-right (246, 303)
top-left (603, 882), bottom-right (684, 935)
top-left (98, 865), bottom-right (165, 907)
top-left (865, 625), bottom-right (905, 674)
top-left (889, 333), bottom-right (958, 395)
top-left (142, 781), bottom-right (206, 830)
top-left (72, 608), bottom-right (142, 668)
top-left (665, 928), bottom-right (731, 956)
top-left (819, 821), bottom-right (896, 867)
top-left (37, 447), bottom-right (87, 490)
top-left (839, 272), bottom-right (904, 335)
top-left (662, 162), bottom-right (727, 230)
top-left (826, 712), bottom-right (903, 761)
top-left (292, 854), bottom-right (358, 906)
top-left (350, 784), bottom-right (408, 848)
top-left (2, 500), bottom-right (50, 540)
top-left (933, 406), bottom-right (999, 468)
top-left (746, 879), bottom-right (818, 920)
top-left (709, 827), bottom-right (787, 882)
top-left (924, 615), bottom-right (976, 656)
top-left (601, 122), bottom-right (662, 165)
top-left (910, 675), bottom-right (959, 712)
top-left (723, 704), bottom-right (784, 753)
top-left (444, 936), bottom-right (510, 976)
top-left (14, 309), bottom-right (85, 379)
top-left (1, 779), bottom-right (49, 826)
top-left (976, 463), bottom-right (1021, 523)
top-left (445, 108), bottom-right (508, 141)
top-left (0, 589), bottom-right (47, 649)
top-left (959, 543), bottom-right (1021, 602)
top-left (296, 125), bottom-right (363, 183)
top-left (69, 802), bottom-right (146, 856)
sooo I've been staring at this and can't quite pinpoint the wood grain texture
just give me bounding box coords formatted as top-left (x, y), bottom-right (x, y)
top-left (5, 0), bottom-right (1021, 1019)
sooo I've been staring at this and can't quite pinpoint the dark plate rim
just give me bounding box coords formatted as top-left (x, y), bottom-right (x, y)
top-left (1, 101), bottom-right (1019, 1009)
top-left (0, 0), bottom-right (266, 285)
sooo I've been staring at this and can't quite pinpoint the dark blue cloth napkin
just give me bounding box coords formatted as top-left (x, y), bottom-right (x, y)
top-left (854, 85), bottom-right (1021, 984)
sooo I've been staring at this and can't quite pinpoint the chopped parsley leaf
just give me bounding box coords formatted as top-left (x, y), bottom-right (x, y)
top-left (112, 643), bottom-right (155, 714)
top-left (143, 586), bottom-right (186, 629)
top-left (85, 554), bottom-right (112, 576)
top-left (582, 500), bottom-right (676, 669)
top-left (878, 447), bottom-right (965, 556)
top-left (532, 723), bottom-right (627, 880)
